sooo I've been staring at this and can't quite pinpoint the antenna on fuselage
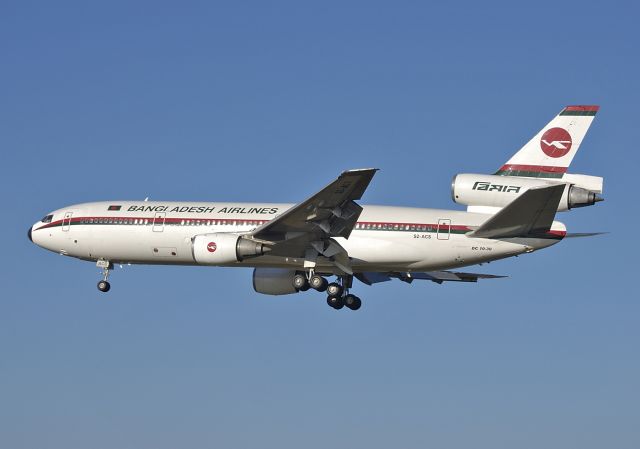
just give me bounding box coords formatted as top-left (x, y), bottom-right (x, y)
top-left (144, 197), bottom-right (149, 202)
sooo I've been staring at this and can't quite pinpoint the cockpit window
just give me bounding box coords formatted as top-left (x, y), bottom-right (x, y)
top-left (41, 214), bottom-right (53, 223)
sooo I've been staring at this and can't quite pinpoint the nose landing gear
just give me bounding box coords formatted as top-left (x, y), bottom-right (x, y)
top-left (96, 260), bottom-right (113, 293)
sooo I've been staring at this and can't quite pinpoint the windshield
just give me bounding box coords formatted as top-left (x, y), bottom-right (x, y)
top-left (41, 214), bottom-right (53, 223)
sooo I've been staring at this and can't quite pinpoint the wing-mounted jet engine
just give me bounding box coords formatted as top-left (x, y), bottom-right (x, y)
top-left (192, 233), bottom-right (271, 264)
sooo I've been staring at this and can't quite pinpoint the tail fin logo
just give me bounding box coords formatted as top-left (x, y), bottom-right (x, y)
top-left (540, 127), bottom-right (572, 158)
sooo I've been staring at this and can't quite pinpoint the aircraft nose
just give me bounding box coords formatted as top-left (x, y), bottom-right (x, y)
top-left (28, 226), bottom-right (32, 242)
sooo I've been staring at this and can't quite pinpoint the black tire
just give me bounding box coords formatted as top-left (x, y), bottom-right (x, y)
top-left (327, 295), bottom-right (344, 309)
top-left (292, 274), bottom-right (308, 291)
top-left (309, 275), bottom-right (328, 292)
top-left (97, 280), bottom-right (110, 292)
top-left (345, 295), bottom-right (361, 310)
top-left (326, 282), bottom-right (343, 298)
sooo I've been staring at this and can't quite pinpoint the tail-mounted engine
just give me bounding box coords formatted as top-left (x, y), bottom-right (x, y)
top-left (451, 173), bottom-right (603, 211)
top-left (192, 233), bottom-right (270, 264)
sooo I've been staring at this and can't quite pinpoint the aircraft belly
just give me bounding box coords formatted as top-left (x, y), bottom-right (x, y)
top-left (340, 234), bottom-right (425, 265)
top-left (85, 227), bottom-right (194, 263)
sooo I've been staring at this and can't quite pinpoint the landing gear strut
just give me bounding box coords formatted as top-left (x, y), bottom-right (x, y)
top-left (96, 260), bottom-right (113, 293)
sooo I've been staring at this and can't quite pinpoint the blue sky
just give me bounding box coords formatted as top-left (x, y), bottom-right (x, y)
top-left (2, 1), bottom-right (639, 448)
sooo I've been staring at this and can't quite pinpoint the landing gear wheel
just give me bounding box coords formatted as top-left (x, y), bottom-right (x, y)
top-left (309, 275), bottom-right (328, 292)
top-left (96, 260), bottom-right (113, 293)
top-left (326, 282), bottom-right (343, 298)
top-left (327, 295), bottom-right (344, 309)
top-left (344, 294), bottom-right (361, 310)
top-left (292, 273), bottom-right (309, 291)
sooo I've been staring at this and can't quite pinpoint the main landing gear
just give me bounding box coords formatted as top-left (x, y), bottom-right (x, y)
top-left (292, 271), bottom-right (362, 311)
top-left (327, 291), bottom-right (361, 311)
top-left (96, 260), bottom-right (113, 293)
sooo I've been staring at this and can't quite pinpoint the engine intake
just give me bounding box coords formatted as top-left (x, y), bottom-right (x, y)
top-left (192, 233), bottom-right (270, 264)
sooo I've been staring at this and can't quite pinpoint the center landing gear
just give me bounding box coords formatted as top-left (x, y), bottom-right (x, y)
top-left (96, 260), bottom-right (113, 293)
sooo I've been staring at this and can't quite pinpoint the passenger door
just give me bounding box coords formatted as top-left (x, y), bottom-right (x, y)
top-left (437, 218), bottom-right (451, 240)
top-left (62, 212), bottom-right (73, 232)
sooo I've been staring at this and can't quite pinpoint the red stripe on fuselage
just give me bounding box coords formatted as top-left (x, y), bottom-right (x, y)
top-left (33, 216), bottom-right (565, 239)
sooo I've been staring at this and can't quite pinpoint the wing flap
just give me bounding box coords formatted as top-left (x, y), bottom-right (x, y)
top-left (355, 271), bottom-right (506, 285)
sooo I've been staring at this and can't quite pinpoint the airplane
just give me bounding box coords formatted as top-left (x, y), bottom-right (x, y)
top-left (28, 105), bottom-right (604, 311)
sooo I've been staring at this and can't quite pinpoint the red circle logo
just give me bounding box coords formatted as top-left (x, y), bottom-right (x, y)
top-left (207, 242), bottom-right (217, 253)
top-left (540, 127), bottom-right (572, 158)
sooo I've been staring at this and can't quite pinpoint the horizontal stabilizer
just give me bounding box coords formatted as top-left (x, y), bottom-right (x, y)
top-left (355, 271), bottom-right (506, 285)
top-left (469, 184), bottom-right (565, 239)
top-left (564, 232), bottom-right (608, 238)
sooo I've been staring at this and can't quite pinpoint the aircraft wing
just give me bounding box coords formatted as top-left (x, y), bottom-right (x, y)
top-left (250, 169), bottom-right (378, 264)
top-left (356, 271), bottom-right (506, 285)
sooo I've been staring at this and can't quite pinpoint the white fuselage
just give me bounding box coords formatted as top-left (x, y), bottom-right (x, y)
top-left (29, 201), bottom-right (565, 273)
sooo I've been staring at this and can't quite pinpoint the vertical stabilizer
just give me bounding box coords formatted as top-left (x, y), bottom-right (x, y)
top-left (496, 105), bottom-right (599, 179)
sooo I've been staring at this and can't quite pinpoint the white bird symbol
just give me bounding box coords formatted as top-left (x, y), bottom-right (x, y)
top-left (541, 140), bottom-right (571, 150)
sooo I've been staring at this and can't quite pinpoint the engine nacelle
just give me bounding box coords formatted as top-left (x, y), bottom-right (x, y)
top-left (451, 174), bottom-right (603, 211)
top-left (252, 268), bottom-right (298, 295)
top-left (192, 233), bottom-right (270, 264)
